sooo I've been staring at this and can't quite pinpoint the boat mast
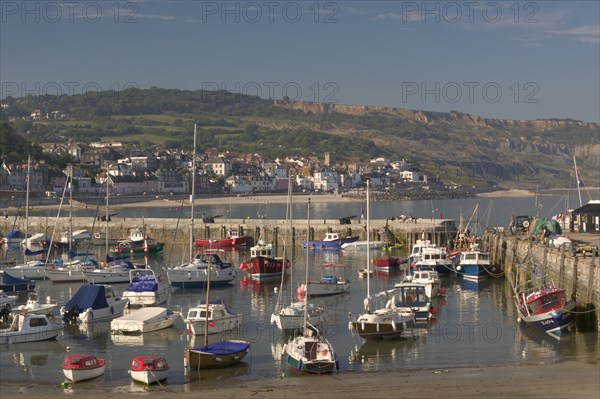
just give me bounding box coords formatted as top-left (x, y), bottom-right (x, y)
top-left (303, 197), bottom-right (311, 332)
top-left (24, 154), bottom-right (31, 248)
top-left (190, 123), bottom-right (197, 262)
top-left (366, 180), bottom-right (370, 299)
top-left (275, 175), bottom-right (293, 313)
top-left (573, 155), bottom-right (583, 208)
top-left (105, 166), bottom-right (110, 259)
top-left (204, 254), bottom-right (212, 347)
top-left (68, 164), bottom-right (73, 253)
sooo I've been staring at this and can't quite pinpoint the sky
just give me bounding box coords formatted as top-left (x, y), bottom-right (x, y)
top-left (1, 1), bottom-right (599, 122)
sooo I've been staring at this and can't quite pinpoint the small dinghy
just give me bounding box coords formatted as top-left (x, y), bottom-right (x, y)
top-left (63, 354), bottom-right (106, 382)
top-left (129, 355), bottom-right (169, 384)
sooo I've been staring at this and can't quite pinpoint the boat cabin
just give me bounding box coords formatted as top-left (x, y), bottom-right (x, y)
top-left (130, 356), bottom-right (168, 372)
top-left (63, 354), bottom-right (103, 370)
top-left (393, 285), bottom-right (429, 306)
top-left (324, 233), bottom-right (341, 242)
top-left (250, 240), bottom-right (274, 258)
top-left (522, 287), bottom-right (566, 315)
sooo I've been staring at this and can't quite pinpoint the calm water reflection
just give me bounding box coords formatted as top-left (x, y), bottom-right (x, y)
top-left (0, 242), bottom-right (597, 392)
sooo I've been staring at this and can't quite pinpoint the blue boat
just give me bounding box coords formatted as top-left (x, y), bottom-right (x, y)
top-left (185, 339), bottom-right (250, 369)
top-left (0, 272), bottom-right (35, 293)
top-left (302, 232), bottom-right (359, 249)
top-left (456, 244), bottom-right (495, 281)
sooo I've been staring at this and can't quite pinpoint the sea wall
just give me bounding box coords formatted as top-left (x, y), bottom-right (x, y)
top-left (485, 232), bottom-right (599, 331)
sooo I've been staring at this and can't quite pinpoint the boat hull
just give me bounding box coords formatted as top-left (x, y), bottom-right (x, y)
top-left (122, 286), bottom-right (170, 306)
top-left (186, 314), bottom-right (242, 335)
top-left (185, 340), bottom-right (250, 369)
top-left (284, 336), bottom-right (337, 374)
top-left (520, 303), bottom-right (575, 339)
top-left (239, 256), bottom-right (286, 280)
top-left (167, 268), bottom-right (236, 288)
top-left (44, 269), bottom-right (86, 283)
top-left (459, 264), bottom-right (488, 281)
top-left (303, 281), bottom-right (350, 297)
top-left (195, 236), bottom-right (249, 248)
top-left (130, 369), bottom-right (169, 384)
top-left (0, 327), bottom-right (61, 344)
top-left (303, 236), bottom-right (359, 249)
top-left (63, 365), bottom-right (106, 382)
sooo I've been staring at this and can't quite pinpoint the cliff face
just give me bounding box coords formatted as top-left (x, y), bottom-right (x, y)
top-left (272, 100), bottom-right (598, 131)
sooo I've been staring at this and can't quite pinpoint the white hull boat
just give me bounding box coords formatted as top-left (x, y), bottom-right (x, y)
top-left (111, 307), bottom-right (181, 334)
top-left (62, 284), bottom-right (128, 324)
top-left (184, 300), bottom-right (242, 335)
top-left (129, 356), bottom-right (169, 384)
top-left (271, 301), bottom-right (324, 331)
top-left (63, 354), bottom-right (105, 382)
top-left (0, 313), bottom-right (63, 344)
top-left (123, 269), bottom-right (170, 306)
top-left (16, 292), bottom-right (59, 316)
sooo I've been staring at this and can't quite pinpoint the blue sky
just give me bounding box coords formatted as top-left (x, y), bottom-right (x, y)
top-left (1, 1), bottom-right (599, 122)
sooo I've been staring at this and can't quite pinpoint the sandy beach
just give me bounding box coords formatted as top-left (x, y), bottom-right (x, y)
top-left (1, 361), bottom-right (598, 399)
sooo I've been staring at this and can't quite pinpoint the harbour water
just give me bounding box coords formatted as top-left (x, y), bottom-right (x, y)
top-left (1, 194), bottom-right (598, 392)
top-left (0, 242), bottom-right (597, 392)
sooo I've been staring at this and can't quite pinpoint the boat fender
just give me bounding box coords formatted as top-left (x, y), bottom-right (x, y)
top-left (89, 311), bottom-right (93, 319)
top-left (376, 323), bottom-right (380, 332)
top-left (110, 306), bottom-right (114, 314)
top-left (335, 359), bottom-right (339, 371)
top-left (391, 320), bottom-right (396, 331)
top-left (298, 360), bottom-right (303, 371)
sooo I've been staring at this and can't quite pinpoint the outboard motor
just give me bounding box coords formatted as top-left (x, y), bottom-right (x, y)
top-left (63, 305), bottom-right (81, 325)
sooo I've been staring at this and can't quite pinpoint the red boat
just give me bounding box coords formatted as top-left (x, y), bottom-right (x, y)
top-left (129, 356), bottom-right (169, 385)
top-left (63, 354), bottom-right (106, 382)
top-left (239, 240), bottom-right (288, 280)
top-left (195, 229), bottom-right (249, 248)
top-left (372, 256), bottom-right (405, 271)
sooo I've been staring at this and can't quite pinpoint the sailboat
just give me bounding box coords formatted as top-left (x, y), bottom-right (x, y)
top-left (271, 178), bottom-right (324, 331)
top-left (184, 188), bottom-right (250, 369)
top-left (167, 124), bottom-right (236, 289)
top-left (348, 181), bottom-right (416, 340)
top-left (284, 198), bottom-right (338, 374)
top-left (19, 155), bottom-right (49, 250)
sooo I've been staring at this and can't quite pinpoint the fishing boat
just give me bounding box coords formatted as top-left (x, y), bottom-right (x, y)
top-left (184, 299), bottom-right (242, 335)
top-left (111, 306), bottom-right (181, 334)
top-left (456, 243), bottom-right (495, 281)
top-left (300, 263), bottom-right (350, 297)
top-left (112, 228), bottom-right (164, 255)
top-left (61, 284), bottom-right (128, 324)
top-left (403, 268), bottom-right (442, 299)
top-left (129, 356), bottom-right (169, 384)
top-left (0, 313), bottom-right (63, 344)
top-left (239, 240), bottom-right (288, 280)
top-left (123, 268), bottom-right (170, 306)
top-left (0, 272), bottom-right (35, 293)
top-left (63, 354), bottom-right (106, 382)
top-left (302, 232), bottom-right (360, 249)
top-left (285, 198), bottom-right (339, 374)
top-left (348, 181), bottom-right (415, 340)
top-left (195, 228), bottom-right (249, 248)
top-left (184, 125), bottom-right (251, 370)
top-left (414, 246), bottom-right (455, 276)
top-left (408, 239), bottom-right (437, 264)
top-left (167, 252), bottom-right (237, 288)
top-left (16, 292), bottom-right (58, 316)
top-left (392, 282), bottom-right (434, 322)
top-left (512, 263), bottom-right (575, 339)
top-left (372, 256), bottom-right (404, 272)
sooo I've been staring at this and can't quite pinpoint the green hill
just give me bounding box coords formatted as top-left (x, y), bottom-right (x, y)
top-left (1, 87), bottom-right (598, 189)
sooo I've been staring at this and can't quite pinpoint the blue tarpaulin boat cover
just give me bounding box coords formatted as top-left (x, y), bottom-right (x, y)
top-left (126, 275), bottom-right (158, 292)
top-left (25, 248), bottom-right (46, 256)
top-left (4, 230), bottom-right (24, 240)
top-left (64, 284), bottom-right (109, 311)
top-left (192, 341), bottom-right (250, 355)
top-left (2, 272), bottom-right (34, 285)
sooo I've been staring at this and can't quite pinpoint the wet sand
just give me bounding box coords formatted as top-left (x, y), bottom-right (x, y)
top-left (1, 361), bottom-right (598, 399)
